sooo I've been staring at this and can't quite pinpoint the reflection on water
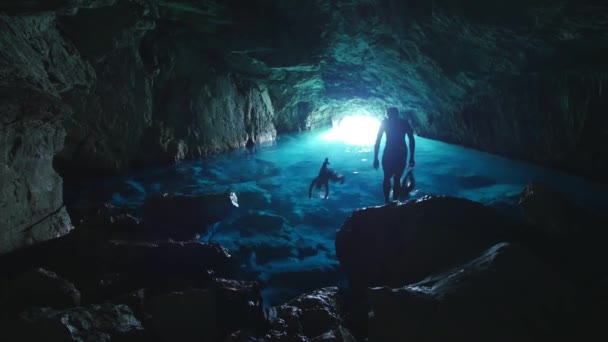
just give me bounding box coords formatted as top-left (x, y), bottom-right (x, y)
top-left (64, 128), bottom-right (608, 305)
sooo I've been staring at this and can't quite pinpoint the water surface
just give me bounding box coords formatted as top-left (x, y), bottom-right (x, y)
top-left (65, 128), bottom-right (608, 305)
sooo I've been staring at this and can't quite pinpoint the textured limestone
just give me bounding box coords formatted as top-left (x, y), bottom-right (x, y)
top-left (0, 13), bottom-right (93, 254)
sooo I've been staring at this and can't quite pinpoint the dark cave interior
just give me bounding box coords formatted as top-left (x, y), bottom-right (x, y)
top-left (1, 0), bottom-right (607, 341)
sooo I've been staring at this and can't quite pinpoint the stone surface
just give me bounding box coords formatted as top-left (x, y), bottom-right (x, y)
top-left (142, 191), bottom-right (239, 240)
top-left (265, 287), bottom-right (356, 341)
top-left (0, 226), bottom-right (237, 304)
top-left (518, 181), bottom-right (608, 283)
top-left (520, 181), bottom-right (605, 238)
top-left (146, 279), bottom-right (265, 342)
top-left (367, 242), bottom-right (576, 341)
top-left (4, 304), bottom-right (146, 342)
top-left (1, 268), bottom-right (81, 316)
top-left (47, 0), bottom-right (608, 181)
top-left (335, 196), bottom-right (524, 293)
top-left (0, 13), bottom-right (94, 254)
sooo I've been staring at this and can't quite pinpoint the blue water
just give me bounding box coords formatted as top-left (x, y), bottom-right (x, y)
top-left (65, 127), bottom-right (608, 305)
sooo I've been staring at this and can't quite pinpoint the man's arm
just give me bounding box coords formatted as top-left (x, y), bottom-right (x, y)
top-left (373, 121), bottom-right (385, 169)
top-left (407, 128), bottom-right (415, 167)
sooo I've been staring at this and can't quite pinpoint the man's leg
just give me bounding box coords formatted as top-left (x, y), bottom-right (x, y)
top-left (392, 175), bottom-right (401, 201)
top-left (383, 175), bottom-right (391, 203)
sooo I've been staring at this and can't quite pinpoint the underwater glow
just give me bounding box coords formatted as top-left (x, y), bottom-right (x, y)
top-left (320, 113), bottom-right (381, 145)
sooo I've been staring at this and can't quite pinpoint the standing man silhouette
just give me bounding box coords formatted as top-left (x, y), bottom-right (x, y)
top-left (373, 107), bottom-right (416, 203)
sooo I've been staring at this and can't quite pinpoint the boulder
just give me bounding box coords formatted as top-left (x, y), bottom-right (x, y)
top-left (146, 279), bottom-right (265, 342)
top-left (1, 268), bottom-right (81, 317)
top-left (368, 242), bottom-right (575, 342)
top-left (0, 231), bottom-right (236, 303)
top-left (142, 192), bottom-right (238, 240)
top-left (3, 304), bottom-right (146, 342)
top-left (519, 182), bottom-right (608, 283)
top-left (265, 287), bottom-right (356, 341)
top-left (335, 196), bottom-right (523, 293)
top-left (520, 182), bottom-right (606, 239)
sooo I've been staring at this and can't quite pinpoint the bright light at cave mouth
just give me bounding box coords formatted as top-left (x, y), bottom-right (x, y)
top-left (320, 114), bottom-right (381, 145)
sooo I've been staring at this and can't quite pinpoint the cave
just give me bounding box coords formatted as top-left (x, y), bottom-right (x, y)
top-left (1, 1), bottom-right (607, 341)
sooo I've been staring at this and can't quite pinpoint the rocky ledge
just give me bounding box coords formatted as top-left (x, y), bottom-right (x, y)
top-left (0, 182), bottom-right (605, 341)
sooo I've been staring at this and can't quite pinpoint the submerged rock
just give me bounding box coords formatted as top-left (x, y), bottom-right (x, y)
top-left (368, 242), bottom-right (575, 342)
top-left (142, 191), bottom-right (238, 240)
top-left (335, 196), bottom-right (523, 293)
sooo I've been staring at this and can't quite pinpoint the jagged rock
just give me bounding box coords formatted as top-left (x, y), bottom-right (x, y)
top-left (78, 240), bottom-right (237, 294)
top-left (265, 287), bottom-right (356, 341)
top-left (55, 0), bottom-right (157, 177)
top-left (335, 196), bottom-right (523, 293)
top-left (1, 268), bottom-right (80, 316)
top-left (519, 181), bottom-right (605, 239)
top-left (146, 279), bottom-right (265, 342)
top-left (3, 304), bottom-right (146, 342)
top-left (0, 12), bottom-right (94, 254)
top-left (367, 242), bottom-right (575, 342)
top-left (0, 230), bottom-right (236, 304)
top-left (142, 192), bottom-right (238, 240)
top-left (518, 182), bottom-right (608, 283)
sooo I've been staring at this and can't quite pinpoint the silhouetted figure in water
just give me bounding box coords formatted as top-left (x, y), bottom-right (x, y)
top-left (373, 107), bottom-right (416, 203)
top-left (309, 158), bottom-right (345, 199)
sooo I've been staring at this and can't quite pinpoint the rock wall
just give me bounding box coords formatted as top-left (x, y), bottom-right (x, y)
top-left (53, 4), bottom-right (278, 176)
top-left (0, 13), bottom-right (94, 254)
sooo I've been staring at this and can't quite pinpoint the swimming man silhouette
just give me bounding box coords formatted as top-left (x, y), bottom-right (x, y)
top-left (373, 107), bottom-right (416, 203)
top-left (309, 158), bottom-right (345, 199)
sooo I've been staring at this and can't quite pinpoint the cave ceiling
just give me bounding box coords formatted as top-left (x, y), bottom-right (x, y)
top-left (3, 0), bottom-right (608, 179)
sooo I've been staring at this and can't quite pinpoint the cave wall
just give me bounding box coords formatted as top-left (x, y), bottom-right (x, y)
top-left (1, 0), bottom-right (607, 253)
top-left (306, 0), bottom-right (608, 181)
top-left (0, 13), bottom-right (94, 254)
top-left (51, 2), bottom-right (278, 177)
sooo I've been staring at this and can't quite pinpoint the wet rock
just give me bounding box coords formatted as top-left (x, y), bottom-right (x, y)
top-left (68, 202), bottom-right (140, 232)
top-left (238, 213), bottom-right (285, 237)
top-left (108, 288), bottom-right (147, 321)
top-left (4, 304), bottom-right (146, 342)
top-left (266, 287), bottom-right (356, 341)
top-left (520, 182), bottom-right (605, 239)
top-left (142, 192), bottom-right (238, 240)
top-left (368, 242), bottom-right (575, 342)
top-left (0, 231), bottom-right (236, 303)
top-left (519, 182), bottom-right (608, 283)
top-left (146, 279), bottom-right (265, 342)
top-left (87, 240), bottom-right (236, 292)
top-left (335, 196), bottom-right (523, 293)
top-left (1, 268), bottom-right (81, 316)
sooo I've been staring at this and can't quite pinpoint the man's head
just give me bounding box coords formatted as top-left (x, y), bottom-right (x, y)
top-left (387, 107), bottom-right (399, 119)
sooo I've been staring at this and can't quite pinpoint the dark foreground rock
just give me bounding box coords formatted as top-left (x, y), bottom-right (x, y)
top-left (368, 242), bottom-right (575, 342)
top-left (519, 182), bottom-right (608, 283)
top-left (2, 304), bottom-right (146, 342)
top-left (264, 287), bottom-right (357, 342)
top-left (335, 196), bottom-right (524, 293)
top-left (0, 268), bottom-right (81, 317)
top-left (142, 192), bottom-right (239, 240)
top-left (0, 227), bottom-right (236, 304)
top-left (146, 279), bottom-right (265, 342)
